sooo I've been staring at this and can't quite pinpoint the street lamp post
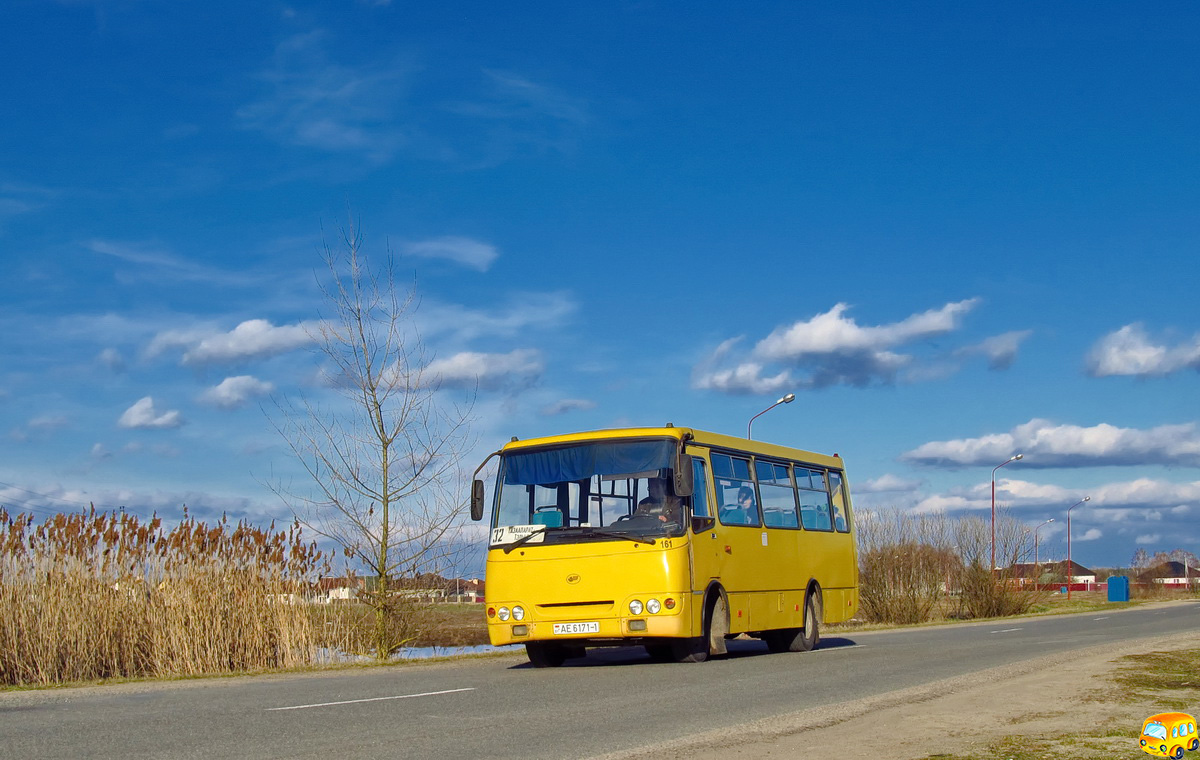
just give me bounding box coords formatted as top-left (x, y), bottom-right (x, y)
top-left (991, 454), bottom-right (1024, 572)
top-left (1033, 518), bottom-right (1054, 586)
top-left (747, 393), bottom-right (795, 440)
top-left (1066, 497), bottom-right (1091, 600)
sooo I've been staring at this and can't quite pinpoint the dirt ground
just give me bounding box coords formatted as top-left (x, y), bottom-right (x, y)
top-left (597, 621), bottom-right (1200, 759)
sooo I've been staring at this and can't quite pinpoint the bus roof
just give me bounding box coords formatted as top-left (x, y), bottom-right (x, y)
top-left (501, 426), bottom-right (846, 469)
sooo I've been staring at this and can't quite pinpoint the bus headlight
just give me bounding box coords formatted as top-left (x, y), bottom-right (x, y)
top-left (628, 599), bottom-right (643, 615)
top-left (498, 606), bottom-right (511, 621)
top-left (647, 599), bottom-right (661, 614)
top-left (512, 606), bottom-right (525, 621)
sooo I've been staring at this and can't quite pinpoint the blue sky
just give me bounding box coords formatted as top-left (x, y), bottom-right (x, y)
top-left (2, 1), bottom-right (1198, 571)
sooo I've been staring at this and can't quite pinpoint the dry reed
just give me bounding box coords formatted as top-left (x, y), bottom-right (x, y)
top-left (0, 507), bottom-right (333, 687)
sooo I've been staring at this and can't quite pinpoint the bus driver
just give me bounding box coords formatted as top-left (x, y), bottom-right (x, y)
top-left (633, 477), bottom-right (682, 525)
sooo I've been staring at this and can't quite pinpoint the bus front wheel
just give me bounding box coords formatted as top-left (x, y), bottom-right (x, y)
top-left (645, 643), bottom-right (674, 662)
top-left (670, 636), bottom-right (707, 663)
top-left (525, 641), bottom-right (567, 668)
top-left (672, 593), bottom-right (727, 663)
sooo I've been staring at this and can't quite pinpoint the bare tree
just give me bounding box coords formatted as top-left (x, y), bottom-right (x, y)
top-left (272, 223), bottom-right (474, 658)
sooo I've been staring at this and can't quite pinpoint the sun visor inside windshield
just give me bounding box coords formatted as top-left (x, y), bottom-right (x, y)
top-left (503, 440), bottom-right (675, 485)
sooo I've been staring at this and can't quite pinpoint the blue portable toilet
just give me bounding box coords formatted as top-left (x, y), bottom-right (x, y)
top-left (1108, 575), bottom-right (1130, 602)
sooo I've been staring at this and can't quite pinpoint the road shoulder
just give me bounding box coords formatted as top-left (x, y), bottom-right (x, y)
top-left (594, 629), bottom-right (1200, 759)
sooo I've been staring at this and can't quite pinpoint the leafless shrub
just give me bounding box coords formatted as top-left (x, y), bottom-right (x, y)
top-left (858, 508), bottom-right (1048, 623)
top-left (857, 509), bottom-right (961, 624)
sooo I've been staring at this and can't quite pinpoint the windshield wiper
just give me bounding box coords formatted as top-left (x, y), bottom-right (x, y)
top-left (577, 529), bottom-right (656, 546)
top-left (501, 529), bottom-right (547, 554)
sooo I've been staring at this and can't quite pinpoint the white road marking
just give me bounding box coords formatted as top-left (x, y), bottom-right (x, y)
top-left (989, 628), bottom-right (1023, 634)
top-left (268, 687), bottom-right (475, 712)
top-left (1093, 616), bottom-right (1109, 621)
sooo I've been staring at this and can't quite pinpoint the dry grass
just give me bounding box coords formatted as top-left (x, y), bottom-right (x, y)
top-left (0, 507), bottom-right (336, 686)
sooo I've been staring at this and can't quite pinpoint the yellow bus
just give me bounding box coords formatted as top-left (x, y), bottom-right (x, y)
top-left (470, 425), bottom-right (858, 667)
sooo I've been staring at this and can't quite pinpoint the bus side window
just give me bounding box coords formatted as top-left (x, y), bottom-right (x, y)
top-left (757, 459), bottom-right (798, 529)
top-left (690, 458), bottom-right (711, 518)
top-left (828, 471), bottom-right (851, 533)
top-left (713, 453), bottom-right (758, 526)
top-left (796, 466), bottom-right (833, 531)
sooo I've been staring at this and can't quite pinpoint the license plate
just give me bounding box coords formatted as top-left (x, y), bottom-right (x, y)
top-left (553, 622), bottom-right (599, 635)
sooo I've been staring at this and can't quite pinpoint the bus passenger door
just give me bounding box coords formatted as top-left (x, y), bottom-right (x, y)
top-left (688, 456), bottom-right (722, 589)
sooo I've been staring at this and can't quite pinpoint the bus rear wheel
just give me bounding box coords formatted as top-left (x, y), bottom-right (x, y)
top-left (766, 595), bottom-right (820, 653)
top-left (525, 641), bottom-right (567, 668)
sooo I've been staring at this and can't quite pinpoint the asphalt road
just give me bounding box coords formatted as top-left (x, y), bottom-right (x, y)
top-left (3, 602), bottom-right (1196, 759)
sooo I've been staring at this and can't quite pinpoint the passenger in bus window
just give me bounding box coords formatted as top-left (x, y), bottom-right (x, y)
top-left (734, 486), bottom-right (758, 524)
top-left (834, 506), bottom-right (847, 532)
top-left (634, 477), bottom-right (682, 524)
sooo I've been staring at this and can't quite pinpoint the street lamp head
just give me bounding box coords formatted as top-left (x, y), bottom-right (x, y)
top-left (1082, 495), bottom-right (1090, 502)
top-left (747, 392), bottom-right (797, 439)
top-left (1012, 453), bottom-right (1023, 462)
top-left (1047, 518), bottom-right (1055, 523)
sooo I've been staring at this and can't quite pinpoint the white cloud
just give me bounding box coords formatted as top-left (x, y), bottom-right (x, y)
top-left (956, 330), bottom-right (1033, 370)
top-left (118, 397), bottom-right (183, 430)
top-left (1086, 323), bottom-right (1200, 377)
top-left (149, 319), bottom-right (316, 365)
top-left (475, 69), bottom-right (589, 124)
top-left (856, 474), bottom-right (924, 494)
top-left (28, 415), bottom-right (69, 432)
top-left (1136, 533), bottom-right (1162, 544)
top-left (424, 349), bottom-right (543, 390)
top-left (693, 361), bottom-right (793, 395)
top-left (756, 299), bottom-right (979, 361)
top-left (0, 482), bottom-right (273, 523)
top-left (236, 32), bottom-right (413, 163)
top-left (692, 337), bottom-right (791, 395)
top-left (199, 376), bottom-right (276, 409)
top-left (693, 299), bottom-right (1001, 394)
top-left (0, 180), bottom-right (54, 223)
top-left (541, 398), bottom-right (596, 416)
top-left (901, 418), bottom-right (1200, 469)
top-left (912, 476), bottom-right (1200, 516)
top-left (1078, 528), bottom-right (1102, 541)
top-left (442, 69), bottom-right (591, 165)
top-left (402, 236), bottom-right (498, 271)
top-left (417, 292), bottom-right (575, 342)
top-left (87, 240), bottom-right (247, 285)
top-left (97, 348), bottom-right (125, 371)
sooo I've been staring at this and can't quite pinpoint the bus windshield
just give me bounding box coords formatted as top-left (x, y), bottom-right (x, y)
top-left (491, 439), bottom-right (687, 545)
top-left (1144, 722), bottom-right (1167, 740)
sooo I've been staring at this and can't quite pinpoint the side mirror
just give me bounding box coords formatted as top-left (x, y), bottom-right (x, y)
top-left (691, 516), bottom-right (715, 533)
top-left (673, 453), bottom-right (694, 497)
top-left (470, 479), bottom-right (486, 521)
